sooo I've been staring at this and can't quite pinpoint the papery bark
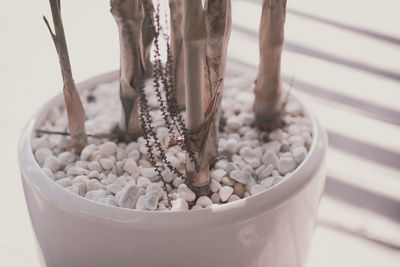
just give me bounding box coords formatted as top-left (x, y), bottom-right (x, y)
top-left (142, 0), bottom-right (155, 78)
top-left (253, 0), bottom-right (286, 127)
top-left (203, 0), bottom-right (232, 159)
top-left (169, 0), bottom-right (185, 109)
top-left (182, 0), bottom-right (209, 193)
top-left (111, 0), bottom-right (146, 137)
top-left (44, 0), bottom-right (87, 153)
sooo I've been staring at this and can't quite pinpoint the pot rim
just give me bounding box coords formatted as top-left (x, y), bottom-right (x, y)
top-left (18, 63), bottom-right (327, 229)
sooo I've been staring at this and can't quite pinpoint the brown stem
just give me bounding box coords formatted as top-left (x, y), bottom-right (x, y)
top-left (43, 0), bottom-right (87, 153)
top-left (142, 0), bottom-right (155, 78)
top-left (203, 0), bottom-right (232, 159)
top-left (169, 0), bottom-right (185, 109)
top-left (253, 0), bottom-right (286, 127)
top-left (182, 0), bottom-right (210, 193)
top-left (110, 0), bottom-right (146, 138)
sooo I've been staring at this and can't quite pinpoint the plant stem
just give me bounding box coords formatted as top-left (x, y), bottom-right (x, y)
top-left (110, 0), bottom-right (146, 139)
top-left (142, 0), bottom-right (155, 78)
top-left (182, 0), bottom-right (210, 194)
top-left (253, 0), bottom-right (286, 128)
top-left (203, 0), bottom-right (232, 159)
top-left (169, 0), bottom-right (185, 109)
top-left (43, 0), bottom-right (87, 153)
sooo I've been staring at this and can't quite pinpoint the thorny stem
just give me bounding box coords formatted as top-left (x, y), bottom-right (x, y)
top-left (43, 0), bottom-right (87, 153)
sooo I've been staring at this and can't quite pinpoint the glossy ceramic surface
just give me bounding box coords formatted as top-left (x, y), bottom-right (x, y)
top-left (18, 69), bottom-right (327, 267)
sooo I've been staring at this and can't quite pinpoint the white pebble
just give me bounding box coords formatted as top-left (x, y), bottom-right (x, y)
top-left (196, 196), bottom-right (213, 207)
top-left (86, 179), bottom-right (101, 192)
top-left (225, 162), bottom-right (239, 173)
top-left (262, 150), bottom-right (278, 167)
top-left (128, 150), bottom-right (140, 161)
top-left (85, 189), bottom-right (107, 201)
top-left (269, 129), bottom-right (283, 142)
top-left (106, 184), bottom-right (122, 194)
top-left (142, 191), bottom-right (159, 210)
top-left (118, 185), bottom-right (142, 208)
top-left (278, 157), bottom-right (297, 175)
top-left (146, 183), bottom-right (164, 199)
top-left (191, 204), bottom-right (203, 210)
top-left (114, 176), bottom-right (128, 187)
top-left (161, 169), bottom-right (173, 183)
top-left (80, 144), bottom-right (96, 161)
top-left (211, 192), bottom-right (220, 203)
top-left (35, 148), bottom-right (53, 165)
top-left (100, 142), bottom-right (117, 157)
top-left (250, 184), bottom-right (265, 195)
top-left (66, 166), bottom-right (89, 176)
top-left (258, 164), bottom-right (273, 179)
top-left (171, 198), bottom-right (188, 211)
top-left (123, 159), bottom-right (137, 175)
top-left (58, 151), bottom-right (75, 166)
top-left (219, 186), bottom-right (233, 202)
top-left (243, 157), bottom-right (261, 168)
top-left (71, 182), bottom-right (86, 196)
top-left (226, 116), bottom-right (242, 130)
top-left (54, 171), bottom-right (65, 180)
top-left (137, 177), bottom-right (151, 188)
top-left (291, 146), bottom-right (308, 163)
top-left (88, 170), bottom-right (99, 179)
top-left (229, 170), bottom-right (251, 184)
top-left (260, 177), bottom-right (274, 189)
top-left (210, 179), bottom-right (222, 193)
top-left (228, 194), bottom-right (240, 202)
top-left (139, 168), bottom-right (157, 181)
top-left (88, 161), bottom-right (102, 172)
top-left (43, 156), bottom-right (60, 172)
top-left (221, 177), bottom-right (235, 186)
top-left (99, 158), bottom-right (114, 170)
top-left (177, 184), bottom-right (196, 202)
top-left (210, 169), bottom-right (227, 182)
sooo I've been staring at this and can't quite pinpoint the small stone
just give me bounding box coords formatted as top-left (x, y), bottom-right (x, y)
top-left (161, 169), bottom-right (173, 183)
top-left (75, 160), bottom-right (89, 169)
top-left (219, 186), bottom-right (233, 202)
top-left (100, 198), bottom-right (118, 207)
top-left (66, 166), bottom-right (89, 176)
top-left (138, 159), bottom-right (152, 168)
top-left (233, 183), bottom-right (245, 198)
top-left (229, 170), bottom-right (251, 184)
top-left (262, 151), bottom-right (278, 167)
top-left (225, 162), bottom-right (239, 173)
top-left (80, 144), bottom-right (96, 161)
top-left (171, 198), bottom-right (189, 211)
top-left (273, 176), bottom-right (285, 185)
top-left (291, 146), bottom-right (308, 163)
top-left (42, 167), bottom-right (54, 180)
top-left (100, 142), bottom-right (117, 157)
top-left (289, 135), bottom-right (305, 146)
top-left (288, 124), bottom-right (301, 135)
top-left (263, 141), bottom-right (281, 154)
top-left (221, 177), bottom-right (235, 186)
top-left (177, 184), bottom-right (196, 202)
top-left (118, 185), bottom-right (142, 208)
top-left (278, 157), bottom-right (297, 175)
top-left (269, 129), bottom-right (283, 142)
top-left (211, 192), bottom-right (220, 203)
top-left (106, 184), bottom-right (122, 194)
top-left (191, 204), bottom-right (203, 210)
top-left (137, 177), bottom-right (151, 188)
top-left (88, 170), bottom-right (99, 179)
top-left (226, 116), bottom-right (242, 130)
top-left (258, 164), bottom-right (273, 179)
top-left (123, 159), bottom-right (137, 175)
top-left (54, 171), bottom-right (65, 180)
top-left (86, 179), bottom-right (101, 192)
top-left (126, 142), bottom-right (139, 152)
top-left (146, 183), bottom-right (164, 199)
top-left (99, 158), bottom-right (114, 170)
top-left (172, 177), bottom-right (185, 188)
top-left (43, 156), bottom-right (60, 172)
top-left (73, 175), bottom-right (89, 184)
top-left (35, 148), bottom-right (53, 165)
top-left (210, 179), bottom-right (222, 193)
top-left (58, 151), bottom-right (75, 167)
top-left (158, 203), bottom-right (168, 211)
top-left (210, 169), bottom-right (227, 182)
top-left (143, 191), bottom-right (159, 210)
top-left (114, 176), bottom-right (128, 187)
top-left (232, 155), bottom-right (246, 168)
top-left (228, 194), bottom-right (240, 203)
top-left (135, 196), bottom-right (146, 210)
top-left (196, 196), bottom-right (213, 207)
top-left (139, 145), bottom-right (148, 155)
top-left (223, 138), bottom-right (239, 154)
top-left (85, 189), bottom-right (108, 201)
top-left (250, 184), bottom-right (265, 195)
top-left (139, 168), bottom-right (157, 181)
top-left (71, 182), bottom-right (86, 196)
top-left (261, 177), bottom-right (274, 188)
top-left (88, 161), bottom-right (102, 172)
top-left (243, 157), bottom-right (261, 168)
top-left (215, 160), bottom-right (228, 170)
top-left (128, 150), bottom-right (140, 161)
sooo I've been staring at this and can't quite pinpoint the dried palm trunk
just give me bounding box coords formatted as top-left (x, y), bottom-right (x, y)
top-left (182, 0), bottom-right (209, 194)
top-left (142, 0), bottom-right (155, 78)
top-left (253, 0), bottom-right (286, 127)
top-left (203, 0), bottom-right (232, 159)
top-left (169, 0), bottom-right (185, 109)
top-left (43, 0), bottom-right (87, 153)
top-left (111, 0), bottom-right (146, 138)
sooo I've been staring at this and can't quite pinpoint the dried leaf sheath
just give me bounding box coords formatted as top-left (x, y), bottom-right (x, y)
top-left (43, 0), bottom-right (87, 153)
top-left (182, 0), bottom-right (210, 192)
top-left (203, 0), bottom-right (232, 159)
top-left (253, 0), bottom-right (286, 127)
top-left (142, 0), bottom-right (155, 78)
top-left (111, 0), bottom-right (146, 136)
top-left (169, 0), bottom-right (185, 109)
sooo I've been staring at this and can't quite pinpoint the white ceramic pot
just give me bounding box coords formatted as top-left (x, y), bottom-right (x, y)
top-left (18, 69), bottom-right (327, 267)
